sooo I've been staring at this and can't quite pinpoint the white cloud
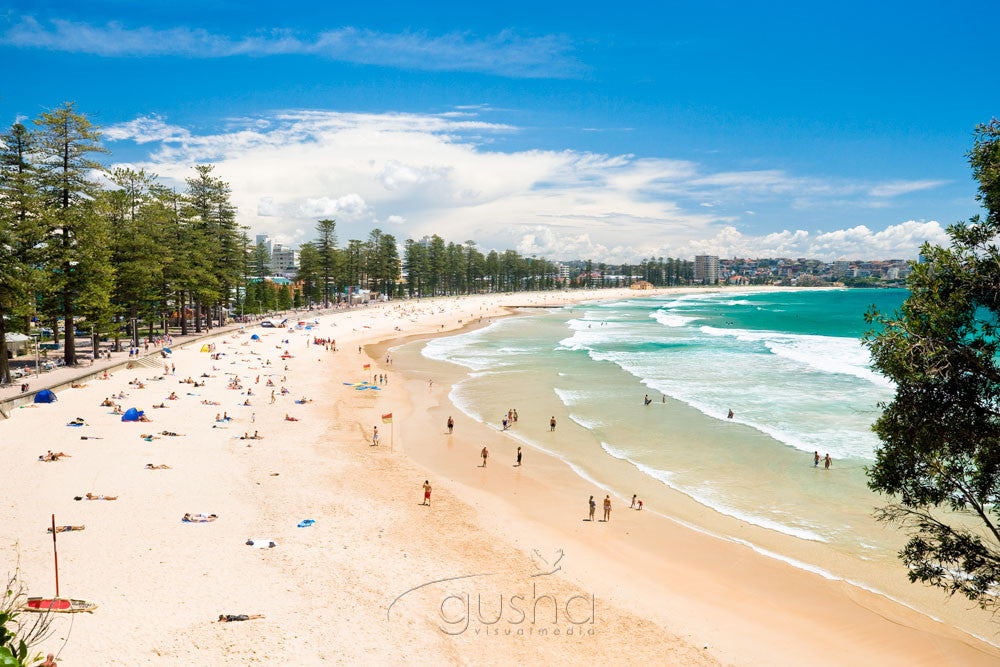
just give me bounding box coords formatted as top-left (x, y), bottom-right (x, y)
top-left (2, 18), bottom-right (580, 78)
top-left (868, 180), bottom-right (949, 197)
top-left (102, 115), bottom-right (190, 143)
top-left (673, 221), bottom-right (949, 260)
top-left (103, 109), bottom-right (952, 261)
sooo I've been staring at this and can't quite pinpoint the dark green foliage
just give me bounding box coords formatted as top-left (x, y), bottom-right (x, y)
top-left (864, 119), bottom-right (1000, 610)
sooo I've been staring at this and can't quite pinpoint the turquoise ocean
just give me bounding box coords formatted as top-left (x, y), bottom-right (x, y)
top-left (393, 288), bottom-right (993, 628)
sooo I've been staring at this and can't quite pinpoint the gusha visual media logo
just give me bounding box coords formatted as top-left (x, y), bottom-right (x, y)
top-left (387, 548), bottom-right (597, 638)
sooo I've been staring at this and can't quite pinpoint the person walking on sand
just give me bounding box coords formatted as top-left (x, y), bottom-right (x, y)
top-left (603, 495), bottom-right (612, 522)
top-left (372, 426), bottom-right (380, 446)
top-left (481, 446), bottom-right (489, 467)
top-left (447, 416), bottom-right (454, 434)
top-left (814, 451), bottom-right (820, 467)
top-left (588, 495), bottom-right (596, 521)
top-left (422, 480), bottom-right (432, 506)
top-left (631, 494), bottom-right (637, 509)
top-left (515, 447), bottom-right (522, 467)
top-left (550, 416), bottom-right (556, 431)
top-left (824, 453), bottom-right (832, 469)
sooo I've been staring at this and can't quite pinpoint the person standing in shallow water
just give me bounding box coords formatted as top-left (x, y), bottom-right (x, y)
top-left (814, 451), bottom-right (821, 467)
top-left (550, 416), bottom-right (556, 431)
top-left (824, 453), bottom-right (832, 469)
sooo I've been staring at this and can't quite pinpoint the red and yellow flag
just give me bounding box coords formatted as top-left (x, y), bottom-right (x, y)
top-left (363, 363), bottom-right (371, 370)
top-left (381, 413), bottom-right (393, 423)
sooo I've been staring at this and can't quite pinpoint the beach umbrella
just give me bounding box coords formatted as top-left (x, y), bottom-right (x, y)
top-left (34, 389), bottom-right (57, 404)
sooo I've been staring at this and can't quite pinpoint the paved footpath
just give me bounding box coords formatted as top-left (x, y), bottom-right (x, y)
top-left (0, 308), bottom-right (337, 406)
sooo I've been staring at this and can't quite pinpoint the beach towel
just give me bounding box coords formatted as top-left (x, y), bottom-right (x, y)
top-left (183, 514), bottom-right (217, 523)
top-left (297, 519), bottom-right (315, 528)
top-left (246, 539), bottom-right (277, 548)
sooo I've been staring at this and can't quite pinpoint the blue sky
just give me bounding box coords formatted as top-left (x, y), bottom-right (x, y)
top-left (1, 1), bottom-right (994, 260)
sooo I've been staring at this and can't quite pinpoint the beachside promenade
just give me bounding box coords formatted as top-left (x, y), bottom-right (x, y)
top-left (0, 307), bottom-right (339, 410)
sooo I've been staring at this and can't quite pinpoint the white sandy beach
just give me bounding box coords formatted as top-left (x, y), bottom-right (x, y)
top-left (2, 287), bottom-right (998, 665)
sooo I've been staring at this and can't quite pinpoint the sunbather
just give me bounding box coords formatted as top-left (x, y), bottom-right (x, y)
top-left (285, 414), bottom-right (299, 421)
top-left (84, 493), bottom-right (118, 500)
top-left (138, 414), bottom-right (152, 422)
top-left (183, 513), bottom-right (217, 522)
top-left (145, 463), bottom-right (171, 470)
top-left (48, 525), bottom-right (85, 533)
top-left (160, 430), bottom-right (183, 436)
top-left (140, 434), bottom-right (160, 441)
top-left (39, 451), bottom-right (70, 462)
top-left (216, 614), bottom-right (263, 622)
top-left (152, 402), bottom-right (166, 409)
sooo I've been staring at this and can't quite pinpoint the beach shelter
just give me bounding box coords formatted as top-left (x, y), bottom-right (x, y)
top-left (250, 334), bottom-right (260, 340)
top-left (121, 408), bottom-right (143, 422)
top-left (34, 389), bottom-right (57, 404)
top-left (200, 345), bottom-right (211, 352)
top-left (163, 347), bottom-right (172, 354)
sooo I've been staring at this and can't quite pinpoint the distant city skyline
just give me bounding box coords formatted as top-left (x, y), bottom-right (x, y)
top-left (2, 1), bottom-right (994, 261)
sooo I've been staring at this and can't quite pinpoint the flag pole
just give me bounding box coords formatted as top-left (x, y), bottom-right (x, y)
top-left (51, 513), bottom-right (59, 599)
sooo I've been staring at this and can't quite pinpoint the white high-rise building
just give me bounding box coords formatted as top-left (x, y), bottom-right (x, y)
top-left (694, 255), bottom-right (719, 284)
top-left (271, 243), bottom-right (299, 276)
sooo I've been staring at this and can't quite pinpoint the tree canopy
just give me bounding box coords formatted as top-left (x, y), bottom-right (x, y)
top-left (864, 118), bottom-right (1000, 610)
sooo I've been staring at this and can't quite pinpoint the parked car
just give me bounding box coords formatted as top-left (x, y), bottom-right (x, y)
top-left (260, 320), bottom-right (276, 328)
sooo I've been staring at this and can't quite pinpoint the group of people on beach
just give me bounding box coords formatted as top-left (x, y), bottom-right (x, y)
top-left (814, 451), bottom-right (833, 469)
top-left (501, 408), bottom-right (519, 430)
top-left (588, 495), bottom-right (613, 522)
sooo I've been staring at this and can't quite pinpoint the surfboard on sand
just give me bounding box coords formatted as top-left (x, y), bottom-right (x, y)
top-left (25, 597), bottom-right (97, 613)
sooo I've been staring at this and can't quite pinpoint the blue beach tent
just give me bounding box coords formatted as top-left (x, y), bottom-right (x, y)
top-left (250, 334), bottom-right (260, 340)
top-left (122, 407), bottom-right (143, 422)
top-left (34, 389), bottom-right (57, 403)
top-left (163, 347), bottom-right (172, 354)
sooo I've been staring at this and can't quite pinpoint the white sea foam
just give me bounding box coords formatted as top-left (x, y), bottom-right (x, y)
top-left (650, 310), bottom-right (699, 327)
top-left (569, 413), bottom-right (604, 430)
top-left (698, 326), bottom-right (892, 387)
top-left (553, 387), bottom-right (588, 406)
top-left (599, 443), bottom-right (827, 542)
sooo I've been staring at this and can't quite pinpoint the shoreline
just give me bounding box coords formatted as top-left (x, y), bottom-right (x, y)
top-left (373, 291), bottom-right (1000, 663)
top-left (2, 286), bottom-right (994, 664)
